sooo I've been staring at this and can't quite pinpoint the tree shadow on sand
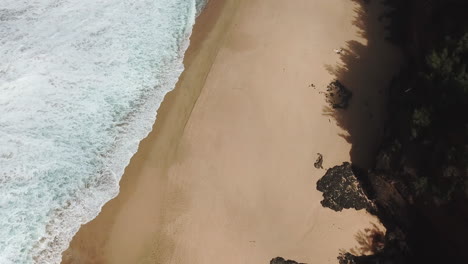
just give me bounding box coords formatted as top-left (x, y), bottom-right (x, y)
top-left (322, 0), bottom-right (403, 261)
top-left (322, 0), bottom-right (401, 169)
top-left (349, 223), bottom-right (386, 256)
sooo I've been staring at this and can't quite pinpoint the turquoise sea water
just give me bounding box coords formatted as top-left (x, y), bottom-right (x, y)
top-left (0, 0), bottom-right (206, 263)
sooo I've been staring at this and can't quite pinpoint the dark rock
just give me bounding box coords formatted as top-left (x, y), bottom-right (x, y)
top-left (314, 153), bottom-right (324, 169)
top-left (316, 162), bottom-right (372, 211)
top-left (325, 80), bottom-right (353, 109)
top-left (270, 257), bottom-right (304, 264)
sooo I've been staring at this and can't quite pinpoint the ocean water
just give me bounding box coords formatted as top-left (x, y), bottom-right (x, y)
top-left (0, 0), bottom-right (207, 263)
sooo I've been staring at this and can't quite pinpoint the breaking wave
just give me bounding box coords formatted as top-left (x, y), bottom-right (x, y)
top-left (0, 0), bottom-right (206, 263)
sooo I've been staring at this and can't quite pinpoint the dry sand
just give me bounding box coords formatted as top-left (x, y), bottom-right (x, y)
top-left (63, 0), bottom-right (400, 263)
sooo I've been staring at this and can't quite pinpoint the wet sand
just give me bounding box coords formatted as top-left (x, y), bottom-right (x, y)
top-left (63, 0), bottom-right (399, 263)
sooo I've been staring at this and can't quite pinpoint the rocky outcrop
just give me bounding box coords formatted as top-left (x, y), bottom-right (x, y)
top-left (325, 80), bottom-right (353, 109)
top-left (270, 257), bottom-right (304, 264)
top-left (316, 162), bottom-right (373, 211)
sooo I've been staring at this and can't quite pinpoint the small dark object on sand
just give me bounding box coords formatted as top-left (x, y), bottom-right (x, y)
top-left (325, 80), bottom-right (352, 109)
top-left (314, 153), bottom-right (323, 169)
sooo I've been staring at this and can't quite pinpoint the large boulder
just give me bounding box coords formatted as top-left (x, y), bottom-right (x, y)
top-left (325, 80), bottom-right (353, 109)
top-left (316, 162), bottom-right (372, 211)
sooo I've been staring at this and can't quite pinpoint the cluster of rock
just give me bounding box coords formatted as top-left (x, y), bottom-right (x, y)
top-left (325, 80), bottom-right (353, 109)
top-left (316, 162), bottom-right (373, 211)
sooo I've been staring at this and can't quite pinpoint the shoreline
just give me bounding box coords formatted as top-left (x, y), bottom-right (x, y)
top-left (63, 0), bottom-right (400, 263)
top-left (62, 1), bottom-right (239, 263)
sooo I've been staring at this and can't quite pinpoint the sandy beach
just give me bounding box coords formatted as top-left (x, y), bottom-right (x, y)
top-left (63, 0), bottom-right (400, 263)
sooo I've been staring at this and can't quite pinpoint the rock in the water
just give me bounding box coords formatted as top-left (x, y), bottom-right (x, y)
top-left (325, 80), bottom-right (352, 109)
top-left (316, 162), bottom-right (372, 211)
top-left (270, 257), bottom-right (304, 264)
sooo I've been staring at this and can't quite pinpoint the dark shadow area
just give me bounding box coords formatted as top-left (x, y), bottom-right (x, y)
top-left (320, 0), bottom-right (468, 263)
top-left (322, 0), bottom-right (401, 169)
top-left (349, 223), bottom-right (385, 256)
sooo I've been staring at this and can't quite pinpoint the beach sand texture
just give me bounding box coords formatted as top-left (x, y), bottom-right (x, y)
top-left (63, 0), bottom-right (400, 263)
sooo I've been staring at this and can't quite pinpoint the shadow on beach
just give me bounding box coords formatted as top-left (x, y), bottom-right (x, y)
top-left (324, 1), bottom-right (468, 263)
top-left (350, 223), bottom-right (386, 256)
top-left (321, 0), bottom-right (403, 261)
top-left (322, 0), bottom-right (401, 169)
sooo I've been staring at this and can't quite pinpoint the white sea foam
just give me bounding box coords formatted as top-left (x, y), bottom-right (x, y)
top-left (0, 0), bottom-right (206, 263)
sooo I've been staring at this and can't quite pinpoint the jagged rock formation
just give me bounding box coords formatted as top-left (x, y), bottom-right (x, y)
top-left (316, 162), bottom-right (372, 211)
top-left (325, 80), bottom-right (353, 109)
top-left (270, 257), bottom-right (304, 264)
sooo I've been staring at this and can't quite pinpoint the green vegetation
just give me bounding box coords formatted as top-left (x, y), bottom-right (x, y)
top-left (387, 23), bottom-right (468, 204)
top-left (337, 0), bottom-right (468, 263)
